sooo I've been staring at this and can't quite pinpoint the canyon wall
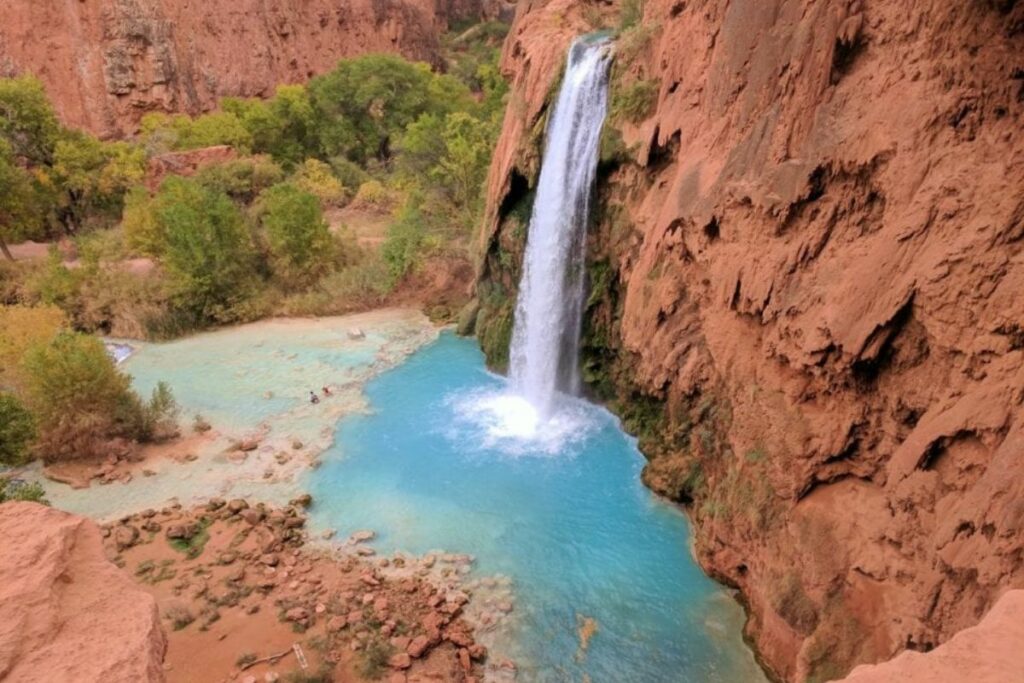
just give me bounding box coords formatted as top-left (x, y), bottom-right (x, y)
top-left (0, 501), bottom-right (167, 682)
top-left (0, 0), bottom-right (511, 138)
top-left (475, 0), bottom-right (1024, 681)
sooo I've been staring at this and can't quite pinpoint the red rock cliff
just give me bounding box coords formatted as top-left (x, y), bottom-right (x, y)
top-left (0, 501), bottom-right (167, 683)
top-left (477, 0), bottom-right (1024, 680)
top-left (0, 0), bottom-right (509, 138)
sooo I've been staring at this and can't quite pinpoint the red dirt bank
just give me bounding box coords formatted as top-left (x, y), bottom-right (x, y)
top-left (479, 0), bottom-right (1024, 680)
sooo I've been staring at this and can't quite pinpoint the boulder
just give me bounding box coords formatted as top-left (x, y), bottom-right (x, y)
top-left (388, 652), bottom-right (411, 670)
top-left (407, 635), bottom-right (431, 658)
top-left (0, 502), bottom-right (166, 682)
top-left (114, 524), bottom-right (140, 550)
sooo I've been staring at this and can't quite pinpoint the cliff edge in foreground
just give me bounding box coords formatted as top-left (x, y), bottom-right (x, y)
top-left (0, 501), bottom-right (167, 683)
top-left (836, 589), bottom-right (1024, 683)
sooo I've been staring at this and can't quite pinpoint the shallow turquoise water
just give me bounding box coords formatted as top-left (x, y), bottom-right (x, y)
top-left (307, 333), bottom-right (764, 682)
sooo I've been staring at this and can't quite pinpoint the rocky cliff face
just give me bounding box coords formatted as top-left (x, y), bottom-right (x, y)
top-left (476, 0), bottom-right (1024, 681)
top-left (0, 0), bottom-right (511, 137)
top-left (0, 501), bottom-right (167, 683)
top-left (837, 588), bottom-right (1024, 683)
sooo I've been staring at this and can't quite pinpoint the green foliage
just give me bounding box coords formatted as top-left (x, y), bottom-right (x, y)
top-left (619, 0), bottom-right (644, 31)
top-left (193, 156), bottom-right (285, 203)
top-left (0, 75), bottom-right (61, 165)
top-left (381, 197), bottom-right (428, 284)
top-left (475, 287), bottom-right (515, 372)
top-left (401, 111), bottom-right (494, 210)
top-left (0, 139), bottom-right (50, 257)
top-left (168, 518), bottom-right (212, 559)
top-left (290, 158), bottom-right (346, 207)
top-left (139, 381), bottom-right (180, 441)
top-left (610, 79), bottom-right (659, 124)
top-left (353, 180), bottom-right (393, 209)
top-left (308, 54), bottom-right (473, 164)
top-left (0, 478), bottom-right (48, 504)
top-left (145, 177), bottom-right (258, 322)
top-left (0, 392), bottom-right (35, 466)
top-left (328, 156), bottom-right (371, 189)
top-left (51, 130), bottom-right (145, 230)
top-left (20, 331), bottom-right (143, 461)
top-left (358, 637), bottom-right (395, 679)
top-left (257, 182), bottom-right (336, 290)
top-left (141, 111), bottom-right (253, 154)
top-left (224, 84), bottom-right (317, 166)
top-left (25, 249), bottom-right (80, 310)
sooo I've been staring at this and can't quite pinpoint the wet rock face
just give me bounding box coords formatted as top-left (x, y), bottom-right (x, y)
top-left (480, 0), bottom-right (1024, 680)
top-left (0, 0), bottom-right (509, 137)
top-left (0, 502), bottom-right (167, 683)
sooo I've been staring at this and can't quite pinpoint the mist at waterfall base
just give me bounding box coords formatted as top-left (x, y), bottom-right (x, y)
top-left (307, 333), bottom-right (765, 682)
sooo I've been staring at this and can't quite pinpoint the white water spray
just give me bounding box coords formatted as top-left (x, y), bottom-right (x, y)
top-left (509, 37), bottom-right (612, 420)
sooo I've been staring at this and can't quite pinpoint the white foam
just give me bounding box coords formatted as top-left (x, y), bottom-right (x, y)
top-left (445, 388), bottom-right (598, 457)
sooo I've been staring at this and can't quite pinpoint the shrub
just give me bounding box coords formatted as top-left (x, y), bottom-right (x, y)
top-left (147, 177), bottom-right (259, 322)
top-left (358, 637), bottom-right (394, 679)
top-left (0, 478), bottom-right (47, 504)
top-left (193, 156), bottom-right (285, 203)
top-left (352, 180), bottom-right (393, 209)
top-left (164, 604), bottom-right (195, 631)
top-left (257, 182), bottom-right (337, 290)
top-left (0, 393), bottom-right (36, 466)
top-left (141, 112), bottom-right (253, 154)
top-left (381, 198), bottom-right (428, 284)
top-left (328, 156), bottom-right (371, 189)
top-left (291, 159), bottom-right (346, 207)
top-left (139, 381), bottom-right (180, 442)
top-left (0, 304), bottom-right (65, 392)
top-left (20, 331), bottom-right (144, 461)
top-left (611, 78), bottom-right (659, 124)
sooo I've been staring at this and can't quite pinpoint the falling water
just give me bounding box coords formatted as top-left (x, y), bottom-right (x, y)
top-left (509, 37), bottom-right (612, 419)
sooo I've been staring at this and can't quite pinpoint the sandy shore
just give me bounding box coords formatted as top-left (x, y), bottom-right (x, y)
top-left (26, 309), bottom-right (439, 521)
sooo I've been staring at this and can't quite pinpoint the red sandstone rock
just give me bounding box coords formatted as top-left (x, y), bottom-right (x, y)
top-left (0, 502), bottom-right (167, 682)
top-left (836, 590), bottom-right (1024, 682)
top-left (0, 0), bottom-right (513, 137)
top-left (481, 0), bottom-right (1024, 680)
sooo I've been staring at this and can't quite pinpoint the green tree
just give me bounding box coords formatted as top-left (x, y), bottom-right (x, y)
top-left (257, 182), bottom-right (335, 289)
top-left (149, 177), bottom-right (258, 321)
top-left (21, 331), bottom-right (143, 461)
top-left (381, 196), bottom-right (428, 284)
top-left (436, 112), bottom-right (493, 209)
top-left (0, 392), bottom-right (35, 466)
top-left (193, 156), bottom-right (285, 203)
top-left (399, 111), bottom-right (493, 209)
top-left (224, 85), bottom-right (317, 166)
top-left (0, 75), bottom-right (61, 165)
top-left (51, 130), bottom-right (145, 233)
top-left (140, 112), bottom-right (253, 154)
top-left (0, 139), bottom-right (50, 260)
top-left (309, 54), bottom-right (472, 164)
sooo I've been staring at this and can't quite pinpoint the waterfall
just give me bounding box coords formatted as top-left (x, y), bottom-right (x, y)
top-left (509, 37), bottom-right (612, 419)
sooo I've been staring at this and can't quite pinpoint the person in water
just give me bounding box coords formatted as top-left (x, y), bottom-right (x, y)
top-left (309, 391), bottom-right (320, 404)
top-left (322, 386), bottom-right (331, 396)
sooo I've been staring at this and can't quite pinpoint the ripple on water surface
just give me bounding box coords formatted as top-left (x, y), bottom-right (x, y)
top-left (307, 333), bottom-right (766, 683)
